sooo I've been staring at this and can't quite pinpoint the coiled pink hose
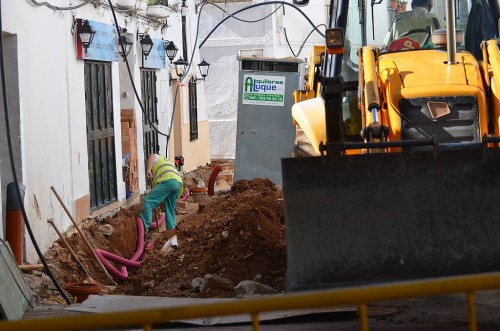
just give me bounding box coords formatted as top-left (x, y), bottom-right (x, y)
top-left (94, 217), bottom-right (155, 281)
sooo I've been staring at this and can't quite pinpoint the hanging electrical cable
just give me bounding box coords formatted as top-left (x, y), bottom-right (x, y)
top-left (200, 1), bottom-right (325, 48)
top-left (110, 0), bottom-right (329, 155)
top-left (0, 0), bottom-right (328, 306)
top-left (27, 0), bottom-right (95, 11)
top-left (284, 24), bottom-right (327, 57)
top-left (167, 0), bottom-right (325, 153)
top-left (208, 2), bottom-right (284, 23)
top-left (33, 0), bottom-right (325, 157)
top-left (0, 0), bottom-right (72, 305)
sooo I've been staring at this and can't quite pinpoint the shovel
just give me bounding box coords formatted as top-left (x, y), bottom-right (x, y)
top-left (47, 218), bottom-right (97, 285)
top-left (50, 186), bottom-right (116, 286)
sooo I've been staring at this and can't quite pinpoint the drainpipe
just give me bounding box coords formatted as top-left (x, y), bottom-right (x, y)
top-left (5, 182), bottom-right (25, 264)
top-left (445, 0), bottom-right (457, 64)
top-left (181, 0), bottom-right (188, 62)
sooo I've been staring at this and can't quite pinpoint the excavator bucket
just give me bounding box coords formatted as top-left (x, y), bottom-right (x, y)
top-left (282, 147), bottom-right (500, 291)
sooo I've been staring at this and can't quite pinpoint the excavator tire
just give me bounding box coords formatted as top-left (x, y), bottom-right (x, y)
top-left (282, 146), bottom-right (500, 291)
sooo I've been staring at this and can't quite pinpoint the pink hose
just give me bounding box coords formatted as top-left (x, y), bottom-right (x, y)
top-left (149, 213), bottom-right (165, 229)
top-left (94, 217), bottom-right (147, 281)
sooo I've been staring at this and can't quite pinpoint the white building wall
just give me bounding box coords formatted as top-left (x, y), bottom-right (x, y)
top-left (2, 0), bottom-right (205, 263)
top-left (3, 0), bottom-right (76, 262)
top-left (199, 1), bottom-right (274, 159)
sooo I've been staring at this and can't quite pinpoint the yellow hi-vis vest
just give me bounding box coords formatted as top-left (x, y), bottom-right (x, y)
top-left (151, 156), bottom-right (182, 187)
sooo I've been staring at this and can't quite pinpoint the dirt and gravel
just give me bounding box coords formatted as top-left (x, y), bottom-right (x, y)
top-left (26, 162), bottom-right (286, 304)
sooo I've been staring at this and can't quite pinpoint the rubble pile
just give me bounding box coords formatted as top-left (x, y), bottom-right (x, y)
top-left (40, 175), bottom-right (286, 301)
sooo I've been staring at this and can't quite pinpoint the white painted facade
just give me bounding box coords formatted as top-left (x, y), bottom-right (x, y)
top-left (1, 0), bottom-right (208, 263)
top-left (199, 0), bottom-right (390, 159)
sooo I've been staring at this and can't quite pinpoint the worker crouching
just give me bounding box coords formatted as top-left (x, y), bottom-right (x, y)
top-left (138, 153), bottom-right (183, 233)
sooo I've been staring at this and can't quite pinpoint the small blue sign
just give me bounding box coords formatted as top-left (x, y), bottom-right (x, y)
top-left (142, 38), bottom-right (166, 69)
top-left (78, 19), bottom-right (119, 62)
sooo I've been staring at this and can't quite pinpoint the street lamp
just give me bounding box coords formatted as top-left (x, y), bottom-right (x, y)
top-left (78, 20), bottom-right (96, 52)
top-left (165, 41), bottom-right (178, 63)
top-left (173, 57), bottom-right (188, 79)
top-left (198, 59), bottom-right (210, 80)
top-left (139, 34), bottom-right (154, 59)
top-left (118, 28), bottom-right (134, 61)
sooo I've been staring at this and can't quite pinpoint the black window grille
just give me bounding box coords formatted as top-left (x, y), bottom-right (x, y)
top-left (188, 79), bottom-right (198, 141)
top-left (84, 61), bottom-right (117, 210)
top-left (141, 69), bottom-right (159, 180)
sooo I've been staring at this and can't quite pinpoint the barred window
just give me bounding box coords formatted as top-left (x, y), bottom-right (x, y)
top-left (84, 61), bottom-right (117, 209)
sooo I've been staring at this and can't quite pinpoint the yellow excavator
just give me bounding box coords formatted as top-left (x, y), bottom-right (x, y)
top-left (283, 0), bottom-right (500, 291)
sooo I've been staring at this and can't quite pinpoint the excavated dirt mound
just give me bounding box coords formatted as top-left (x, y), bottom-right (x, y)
top-left (41, 177), bottom-right (285, 300)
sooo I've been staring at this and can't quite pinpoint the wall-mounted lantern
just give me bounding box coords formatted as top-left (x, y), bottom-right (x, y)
top-left (198, 59), bottom-right (210, 81)
top-left (165, 41), bottom-right (178, 63)
top-left (173, 57), bottom-right (188, 79)
top-left (190, 59), bottom-right (211, 84)
top-left (139, 34), bottom-right (154, 59)
top-left (119, 28), bottom-right (134, 61)
top-left (78, 20), bottom-right (96, 52)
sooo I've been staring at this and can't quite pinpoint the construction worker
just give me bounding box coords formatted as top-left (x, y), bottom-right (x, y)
top-left (138, 153), bottom-right (182, 233)
top-left (384, 0), bottom-right (445, 47)
top-left (175, 155), bottom-right (185, 174)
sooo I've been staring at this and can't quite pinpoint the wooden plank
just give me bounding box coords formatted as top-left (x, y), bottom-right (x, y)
top-left (18, 264), bottom-right (54, 271)
top-left (0, 240), bottom-right (34, 320)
